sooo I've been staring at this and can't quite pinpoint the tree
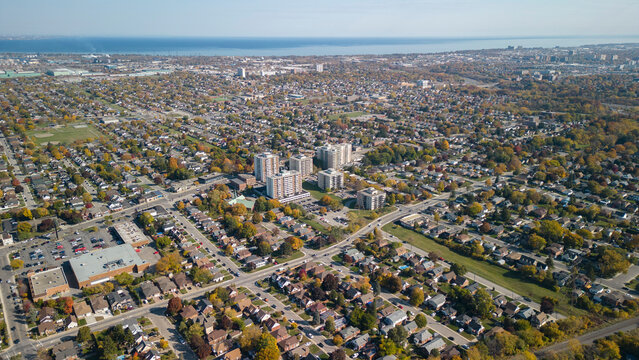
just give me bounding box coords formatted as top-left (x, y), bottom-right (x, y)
top-left (114, 272), bottom-right (134, 286)
top-left (239, 326), bottom-right (262, 351)
top-left (388, 325), bottom-right (408, 345)
top-left (252, 212), bottom-right (263, 224)
top-left (473, 289), bottom-right (496, 319)
top-left (527, 234), bottom-right (547, 251)
top-left (285, 236), bottom-right (303, 251)
top-left (167, 296), bottom-right (183, 316)
top-left (596, 246), bottom-right (630, 278)
top-left (139, 212), bottom-right (155, 227)
top-left (190, 267), bottom-right (213, 284)
top-left (324, 316), bottom-right (335, 333)
top-left (415, 313), bottom-right (427, 328)
top-left (76, 326), bottom-right (92, 343)
top-left (383, 275), bottom-right (402, 293)
top-left (257, 241), bottom-right (273, 256)
top-left (330, 349), bottom-right (346, 360)
top-left (159, 339), bottom-right (169, 349)
top-left (451, 263), bottom-right (467, 276)
top-left (239, 222), bottom-right (257, 239)
top-left (156, 236), bottom-right (171, 249)
top-left (155, 252), bottom-right (182, 274)
top-left (10, 259), bottom-right (23, 269)
top-left (538, 220), bottom-right (565, 244)
top-left (38, 218), bottom-right (55, 232)
top-left (176, 201), bottom-right (185, 210)
top-left (409, 288), bottom-right (424, 306)
top-left (540, 297), bottom-right (557, 314)
top-left (595, 339), bottom-right (621, 360)
top-left (467, 202), bottom-right (483, 217)
top-left (265, 210), bottom-right (276, 222)
top-left (192, 335), bottom-right (211, 359)
top-left (19, 208), bottom-right (33, 220)
top-left (332, 334), bottom-right (343, 346)
top-left (17, 222), bottom-right (32, 234)
top-left (322, 274), bottom-right (339, 292)
top-left (255, 333), bottom-right (280, 360)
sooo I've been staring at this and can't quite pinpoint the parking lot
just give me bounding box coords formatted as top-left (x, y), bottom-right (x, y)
top-left (10, 224), bottom-right (121, 276)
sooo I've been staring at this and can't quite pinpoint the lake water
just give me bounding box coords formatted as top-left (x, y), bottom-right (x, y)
top-left (0, 36), bottom-right (638, 56)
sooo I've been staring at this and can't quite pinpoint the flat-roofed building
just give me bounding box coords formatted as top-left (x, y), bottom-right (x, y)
top-left (69, 245), bottom-right (150, 288)
top-left (289, 154), bottom-right (313, 178)
top-left (317, 169), bottom-right (344, 190)
top-left (254, 152), bottom-right (279, 182)
top-left (316, 143), bottom-right (352, 170)
top-left (28, 267), bottom-right (70, 301)
top-left (112, 222), bottom-right (150, 248)
top-left (266, 171), bottom-right (309, 203)
top-left (357, 187), bottom-right (386, 210)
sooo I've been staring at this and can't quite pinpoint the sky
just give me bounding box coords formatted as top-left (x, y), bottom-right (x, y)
top-left (1, 0), bottom-right (638, 38)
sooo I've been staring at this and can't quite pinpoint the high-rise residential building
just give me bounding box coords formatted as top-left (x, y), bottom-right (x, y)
top-left (357, 187), bottom-right (386, 210)
top-left (289, 154), bottom-right (313, 178)
top-left (254, 152), bottom-right (279, 182)
top-left (237, 68), bottom-right (246, 78)
top-left (317, 169), bottom-right (344, 190)
top-left (316, 143), bottom-right (352, 170)
top-left (316, 64), bottom-right (324, 72)
top-left (266, 170), bottom-right (304, 200)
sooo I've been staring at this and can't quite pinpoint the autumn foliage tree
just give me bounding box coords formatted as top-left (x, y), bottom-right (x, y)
top-left (167, 296), bottom-right (183, 316)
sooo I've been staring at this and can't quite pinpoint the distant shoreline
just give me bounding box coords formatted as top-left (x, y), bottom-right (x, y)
top-left (1, 36), bottom-right (638, 56)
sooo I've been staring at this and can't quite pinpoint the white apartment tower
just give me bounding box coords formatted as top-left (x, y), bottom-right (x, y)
top-left (357, 187), bottom-right (386, 210)
top-left (316, 143), bottom-right (352, 170)
top-left (266, 171), bottom-right (303, 200)
top-left (317, 169), bottom-right (344, 191)
top-left (289, 154), bottom-right (313, 178)
top-left (254, 152), bottom-right (279, 182)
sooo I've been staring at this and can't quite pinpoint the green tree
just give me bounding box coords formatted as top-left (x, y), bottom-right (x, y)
top-left (156, 236), bottom-right (172, 249)
top-left (324, 316), bottom-right (335, 333)
top-left (139, 212), bottom-right (155, 227)
top-left (467, 202), bottom-right (483, 217)
top-left (76, 326), bottom-right (92, 343)
top-left (409, 288), bottom-right (424, 306)
top-left (114, 272), bottom-right (134, 286)
top-left (451, 262), bottom-right (467, 276)
top-left (414, 313), bottom-right (427, 328)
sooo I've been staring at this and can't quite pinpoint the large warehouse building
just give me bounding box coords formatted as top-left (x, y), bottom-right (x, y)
top-left (69, 244), bottom-right (150, 288)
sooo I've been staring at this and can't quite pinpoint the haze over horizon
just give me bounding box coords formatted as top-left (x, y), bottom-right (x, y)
top-left (1, 0), bottom-right (638, 39)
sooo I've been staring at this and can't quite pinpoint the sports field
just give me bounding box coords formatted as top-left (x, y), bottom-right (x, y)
top-left (28, 124), bottom-right (103, 145)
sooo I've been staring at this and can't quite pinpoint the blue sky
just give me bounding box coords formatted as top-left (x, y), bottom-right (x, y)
top-left (1, 0), bottom-right (638, 38)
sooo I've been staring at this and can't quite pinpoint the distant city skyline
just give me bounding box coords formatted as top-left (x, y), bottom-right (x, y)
top-left (1, 0), bottom-right (638, 38)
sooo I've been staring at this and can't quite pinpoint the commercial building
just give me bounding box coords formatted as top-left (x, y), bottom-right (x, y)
top-left (254, 152), bottom-right (279, 182)
top-left (316, 143), bottom-right (352, 170)
top-left (317, 169), bottom-right (344, 190)
top-left (266, 170), bottom-right (309, 202)
top-left (357, 187), bottom-right (386, 210)
top-left (69, 245), bottom-right (150, 288)
top-left (28, 267), bottom-right (70, 301)
top-left (112, 222), bottom-right (151, 248)
top-left (289, 154), bottom-right (313, 178)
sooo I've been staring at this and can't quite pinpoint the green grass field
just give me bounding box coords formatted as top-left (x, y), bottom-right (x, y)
top-left (327, 111), bottom-right (365, 120)
top-left (302, 181), bottom-right (344, 205)
top-left (28, 124), bottom-right (102, 145)
top-left (383, 223), bottom-right (585, 316)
